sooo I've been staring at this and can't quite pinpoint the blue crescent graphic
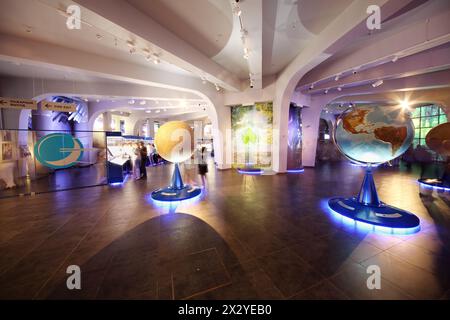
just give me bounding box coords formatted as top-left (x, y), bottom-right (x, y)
top-left (34, 133), bottom-right (84, 169)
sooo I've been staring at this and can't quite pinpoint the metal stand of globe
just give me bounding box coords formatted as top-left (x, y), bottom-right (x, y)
top-left (150, 121), bottom-right (202, 202)
top-left (151, 163), bottom-right (202, 201)
top-left (418, 122), bottom-right (450, 192)
top-left (328, 163), bottom-right (420, 231)
top-left (328, 105), bottom-right (421, 233)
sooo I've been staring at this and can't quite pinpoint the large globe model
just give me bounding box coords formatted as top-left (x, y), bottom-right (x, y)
top-left (335, 106), bottom-right (414, 164)
top-left (154, 121), bottom-right (194, 163)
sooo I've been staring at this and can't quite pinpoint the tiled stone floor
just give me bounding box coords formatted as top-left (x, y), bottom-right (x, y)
top-left (0, 162), bottom-right (449, 300)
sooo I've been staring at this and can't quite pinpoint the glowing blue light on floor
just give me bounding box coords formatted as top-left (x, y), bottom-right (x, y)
top-left (320, 198), bottom-right (420, 235)
top-left (149, 187), bottom-right (203, 208)
top-left (237, 169), bottom-right (263, 175)
top-left (286, 169), bottom-right (304, 173)
top-left (109, 174), bottom-right (129, 186)
top-left (418, 181), bottom-right (450, 192)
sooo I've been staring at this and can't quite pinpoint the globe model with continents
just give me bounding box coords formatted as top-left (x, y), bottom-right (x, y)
top-left (335, 106), bottom-right (414, 164)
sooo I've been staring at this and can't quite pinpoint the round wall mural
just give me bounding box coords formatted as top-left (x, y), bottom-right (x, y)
top-left (34, 133), bottom-right (84, 169)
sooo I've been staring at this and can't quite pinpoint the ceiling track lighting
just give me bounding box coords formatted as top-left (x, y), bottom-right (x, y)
top-left (372, 80), bottom-right (384, 87)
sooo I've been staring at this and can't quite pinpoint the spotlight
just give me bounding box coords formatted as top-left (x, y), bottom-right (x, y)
top-left (400, 99), bottom-right (410, 110)
top-left (146, 110), bottom-right (151, 113)
top-left (337, 87), bottom-right (342, 91)
top-left (215, 83), bottom-right (220, 91)
top-left (309, 83), bottom-right (314, 90)
top-left (324, 89), bottom-right (328, 94)
top-left (128, 99), bottom-right (135, 104)
top-left (140, 100), bottom-right (146, 105)
top-left (372, 80), bottom-right (383, 87)
top-left (243, 48), bottom-right (250, 59)
top-left (334, 75), bottom-right (340, 81)
top-left (392, 56), bottom-right (399, 63)
top-left (153, 55), bottom-right (160, 64)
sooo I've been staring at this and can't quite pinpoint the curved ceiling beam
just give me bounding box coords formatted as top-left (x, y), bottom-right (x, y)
top-left (298, 6), bottom-right (450, 88)
top-left (320, 69), bottom-right (450, 102)
top-left (0, 33), bottom-right (220, 99)
top-left (74, 0), bottom-right (242, 91)
top-left (302, 44), bottom-right (450, 94)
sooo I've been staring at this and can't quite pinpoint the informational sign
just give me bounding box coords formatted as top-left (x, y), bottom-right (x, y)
top-left (41, 101), bottom-right (77, 112)
top-left (34, 133), bottom-right (84, 169)
top-left (0, 97), bottom-right (37, 110)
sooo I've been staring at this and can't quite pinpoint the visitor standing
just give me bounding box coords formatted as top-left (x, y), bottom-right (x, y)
top-left (139, 141), bottom-right (148, 180)
top-left (133, 142), bottom-right (141, 179)
top-left (198, 146), bottom-right (208, 186)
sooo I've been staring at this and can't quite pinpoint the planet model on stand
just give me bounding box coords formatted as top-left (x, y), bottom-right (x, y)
top-left (150, 121), bottom-right (202, 202)
top-left (418, 122), bottom-right (450, 191)
top-left (328, 105), bottom-right (420, 232)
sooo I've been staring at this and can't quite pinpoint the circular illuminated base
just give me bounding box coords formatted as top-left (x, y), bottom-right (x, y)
top-left (286, 168), bottom-right (304, 173)
top-left (418, 178), bottom-right (450, 191)
top-left (151, 185), bottom-right (202, 202)
top-left (328, 197), bottom-right (420, 230)
top-left (237, 167), bottom-right (263, 175)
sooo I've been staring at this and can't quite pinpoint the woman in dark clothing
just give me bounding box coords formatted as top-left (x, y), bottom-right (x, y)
top-left (139, 141), bottom-right (148, 180)
top-left (198, 146), bottom-right (208, 186)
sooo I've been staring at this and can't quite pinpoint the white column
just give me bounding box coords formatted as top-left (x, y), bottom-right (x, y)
top-left (301, 97), bottom-right (326, 167)
top-left (102, 112), bottom-right (112, 131)
top-left (194, 120), bottom-right (203, 146)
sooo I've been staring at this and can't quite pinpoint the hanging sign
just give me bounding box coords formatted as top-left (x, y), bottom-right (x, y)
top-left (0, 97), bottom-right (37, 110)
top-left (41, 101), bottom-right (77, 112)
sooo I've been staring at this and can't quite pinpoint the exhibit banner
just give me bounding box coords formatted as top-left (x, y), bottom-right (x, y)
top-left (41, 101), bottom-right (77, 112)
top-left (287, 104), bottom-right (303, 169)
top-left (0, 97), bottom-right (37, 110)
top-left (231, 102), bottom-right (273, 168)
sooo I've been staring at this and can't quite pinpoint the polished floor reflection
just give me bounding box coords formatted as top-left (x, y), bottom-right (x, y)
top-left (0, 162), bottom-right (449, 299)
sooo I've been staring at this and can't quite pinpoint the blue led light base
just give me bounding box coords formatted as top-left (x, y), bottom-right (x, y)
top-left (151, 163), bottom-right (202, 202)
top-left (328, 166), bottom-right (420, 231)
top-left (237, 167), bottom-right (263, 175)
top-left (418, 178), bottom-right (450, 192)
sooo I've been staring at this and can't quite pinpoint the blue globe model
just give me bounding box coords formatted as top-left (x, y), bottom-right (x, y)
top-left (335, 105), bottom-right (414, 164)
top-left (329, 105), bottom-right (420, 232)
